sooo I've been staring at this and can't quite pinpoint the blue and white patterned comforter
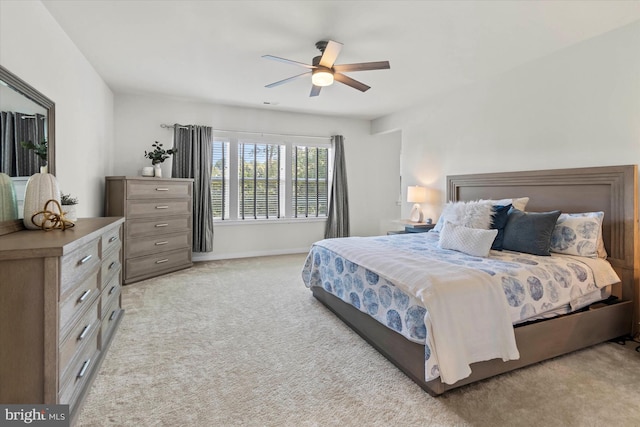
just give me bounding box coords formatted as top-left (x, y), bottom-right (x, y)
top-left (301, 232), bottom-right (619, 383)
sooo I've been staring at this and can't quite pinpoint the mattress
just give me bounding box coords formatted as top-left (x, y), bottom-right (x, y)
top-left (302, 232), bottom-right (619, 382)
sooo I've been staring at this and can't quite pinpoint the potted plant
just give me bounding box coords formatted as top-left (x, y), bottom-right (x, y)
top-left (144, 141), bottom-right (178, 177)
top-left (21, 139), bottom-right (48, 173)
top-left (60, 192), bottom-right (79, 222)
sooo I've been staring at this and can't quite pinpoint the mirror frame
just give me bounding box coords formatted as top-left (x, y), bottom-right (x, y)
top-left (0, 64), bottom-right (56, 236)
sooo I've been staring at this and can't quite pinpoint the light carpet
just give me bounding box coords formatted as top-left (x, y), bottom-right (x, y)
top-left (77, 254), bottom-right (640, 426)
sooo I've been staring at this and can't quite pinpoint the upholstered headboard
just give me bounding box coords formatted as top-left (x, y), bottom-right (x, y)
top-left (447, 165), bottom-right (639, 332)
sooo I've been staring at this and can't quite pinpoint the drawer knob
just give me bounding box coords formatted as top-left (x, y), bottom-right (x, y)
top-left (108, 261), bottom-right (117, 270)
top-left (155, 187), bottom-right (169, 191)
top-left (78, 254), bottom-right (92, 265)
top-left (78, 324), bottom-right (92, 341)
top-left (155, 241), bottom-right (169, 246)
top-left (77, 359), bottom-right (91, 378)
top-left (109, 310), bottom-right (117, 321)
top-left (109, 285), bottom-right (117, 295)
top-left (108, 236), bottom-right (117, 243)
top-left (156, 259), bottom-right (169, 264)
top-left (155, 205), bottom-right (169, 209)
top-left (77, 289), bottom-right (91, 303)
top-left (155, 223), bottom-right (169, 228)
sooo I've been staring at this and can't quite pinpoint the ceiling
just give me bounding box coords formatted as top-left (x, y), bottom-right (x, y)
top-left (43, 1), bottom-right (640, 120)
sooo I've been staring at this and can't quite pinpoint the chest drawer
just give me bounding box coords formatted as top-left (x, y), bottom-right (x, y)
top-left (126, 216), bottom-right (191, 239)
top-left (59, 300), bottom-right (100, 378)
top-left (102, 225), bottom-right (122, 254)
top-left (101, 274), bottom-right (121, 318)
top-left (126, 232), bottom-right (190, 258)
top-left (59, 270), bottom-right (100, 337)
top-left (60, 238), bottom-right (100, 298)
top-left (126, 199), bottom-right (191, 218)
top-left (101, 290), bottom-right (122, 348)
top-left (58, 329), bottom-right (100, 408)
top-left (101, 245), bottom-right (122, 288)
top-left (125, 247), bottom-right (192, 281)
top-left (127, 180), bottom-right (192, 199)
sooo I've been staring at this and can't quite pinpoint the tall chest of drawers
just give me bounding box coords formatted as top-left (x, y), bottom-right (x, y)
top-left (0, 217), bottom-right (125, 424)
top-left (105, 176), bottom-right (193, 284)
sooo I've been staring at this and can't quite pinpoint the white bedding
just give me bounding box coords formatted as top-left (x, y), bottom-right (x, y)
top-left (314, 236), bottom-right (519, 384)
top-left (303, 232), bottom-right (620, 385)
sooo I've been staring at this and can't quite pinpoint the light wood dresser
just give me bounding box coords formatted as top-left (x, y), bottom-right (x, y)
top-left (104, 176), bottom-right (193, 284)
top-left (0, 217), bottom-right (125, 424)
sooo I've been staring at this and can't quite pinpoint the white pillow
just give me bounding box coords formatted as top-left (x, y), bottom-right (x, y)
top-left (438, 221), bottom-right (498, 257)
top-left (549, 212), bottom-right (607, 259)
top-left (487, 197), bottom-right (529, 211)
top-left (432, 200), bottom-right (494, 232)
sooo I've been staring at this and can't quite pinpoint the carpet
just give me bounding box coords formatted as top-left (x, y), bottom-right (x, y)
top-left (77, 254), bottom-right (640, 426)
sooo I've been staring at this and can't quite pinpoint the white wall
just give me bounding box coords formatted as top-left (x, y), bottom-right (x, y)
top-left (373, 20), bottom-right (640, 222)
top-left (114, 93), bottom-right (400, 259)
top-left (0, 0), bottom-right (115, 218)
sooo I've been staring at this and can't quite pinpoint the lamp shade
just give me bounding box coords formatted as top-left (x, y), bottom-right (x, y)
top-left (407, 186), bottom-right (427, 203)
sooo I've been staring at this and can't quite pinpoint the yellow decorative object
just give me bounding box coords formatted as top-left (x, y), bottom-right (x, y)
top-left (31, 199), bottom-right (75, 231)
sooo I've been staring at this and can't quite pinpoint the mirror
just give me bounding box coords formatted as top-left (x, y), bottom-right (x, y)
top-left (0, 65), bottom-right (55, 236)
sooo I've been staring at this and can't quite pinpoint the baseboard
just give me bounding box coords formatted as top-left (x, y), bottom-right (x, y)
top-left (193, 247), bottom-right (310, 262)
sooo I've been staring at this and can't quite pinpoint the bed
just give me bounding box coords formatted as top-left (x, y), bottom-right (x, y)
top-left (302, 165), bottom-right (638, 395)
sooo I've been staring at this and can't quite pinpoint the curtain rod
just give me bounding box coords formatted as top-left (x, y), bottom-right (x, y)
top-left (160, 123), bottom-right (330, 140)
top-left (20, 115), bottom-right (44, 119)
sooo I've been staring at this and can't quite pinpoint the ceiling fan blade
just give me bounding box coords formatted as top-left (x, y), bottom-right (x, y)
top-left (265, 71), bottom-right (311, 88)
top-left (319, 40), bottom-right (343, 68)
top-left (334, 73), bottom-right (370, 92)
top-left (310, 85), bottom-right (322, 97)
top-left (333, 61), bottom-right (390, 72)
top-left (262, 55), bottom-right (314, 69)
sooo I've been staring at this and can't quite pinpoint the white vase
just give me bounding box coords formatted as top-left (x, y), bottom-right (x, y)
top-left (63, 204), bottom-right (78, 222)
top-left (23, 172), bottom-right (61, 229)
top-left (40, 164), bottom-right (48, 174)
top-left (154, 164), bottom-right (162, 178)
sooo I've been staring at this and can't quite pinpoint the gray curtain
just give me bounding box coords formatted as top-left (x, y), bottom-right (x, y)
top-left (325, 135), bottom-right (350, 238)
top-left (172, 124), bottom-right (214, 252)
top-left (0, 111), bottom-right (45, 176)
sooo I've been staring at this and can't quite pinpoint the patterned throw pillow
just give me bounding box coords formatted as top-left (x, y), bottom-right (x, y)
top-left (438, 221), bottom-right (498, 257)
top-left (432, 200), bottom-right (494, 232)
top-left (549, 212), bottom-right (606, 258)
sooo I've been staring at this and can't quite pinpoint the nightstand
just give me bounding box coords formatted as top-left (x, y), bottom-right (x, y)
top-left (404, 222), bottom-right (436, 233)
top-left (387, 221), bottom-right (436, 235)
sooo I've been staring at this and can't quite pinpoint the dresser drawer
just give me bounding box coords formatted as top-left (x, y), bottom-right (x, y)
top-left (127, 180), bottom-right (192, 199)
top-left (58, 329), bottom-right (100, 408)
top-left (60, 270), bottom-right (100, 338)
top-left (126, 248), bottom-right (192, 281)
top-left (101, 224), bottom-right (122, 255)
top-left (101, 274), bottom-right (121, 319)
top-left (126, 232), bottom-right (190, 258)
top-left (126, 215), bottom-right (191, 239)
top-left (101, 292), bottom-right (122, 348)
top-left (59, 300), bottom-right (100, 379)
top-left (126, 199), bottom-right (191, 218)
top-left (60, 238), bottom-right (100, 299)
top-left (101, 245), bottom-right (122, 288)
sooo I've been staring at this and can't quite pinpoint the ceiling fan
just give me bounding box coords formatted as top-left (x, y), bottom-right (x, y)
top-left (263, 40), bottom-right (390, 97)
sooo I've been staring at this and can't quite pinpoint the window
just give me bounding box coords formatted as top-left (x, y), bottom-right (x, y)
top-left (211, 137), bottom-right (330, 221)
top-left (293, 146), bottom-right (329, 218)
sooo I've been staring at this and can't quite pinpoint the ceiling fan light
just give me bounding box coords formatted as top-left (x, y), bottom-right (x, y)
top-left (312, 69), bottom-right (334, 87)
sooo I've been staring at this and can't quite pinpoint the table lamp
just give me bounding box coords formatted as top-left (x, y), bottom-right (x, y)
top-left (407, 185), bottom-right (427, 223)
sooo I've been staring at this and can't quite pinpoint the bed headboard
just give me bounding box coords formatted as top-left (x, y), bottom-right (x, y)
top-left (447, 165), bottom-right (639, 333)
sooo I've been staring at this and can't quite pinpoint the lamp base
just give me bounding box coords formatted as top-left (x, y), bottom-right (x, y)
top-left (409, 204), bottom-right (424, 223)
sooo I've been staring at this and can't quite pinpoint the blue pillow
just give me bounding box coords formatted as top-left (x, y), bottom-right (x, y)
top-left (490, 204), bottom-right (511, 250)
top-left (502, 208), bottom-right (561, 256)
